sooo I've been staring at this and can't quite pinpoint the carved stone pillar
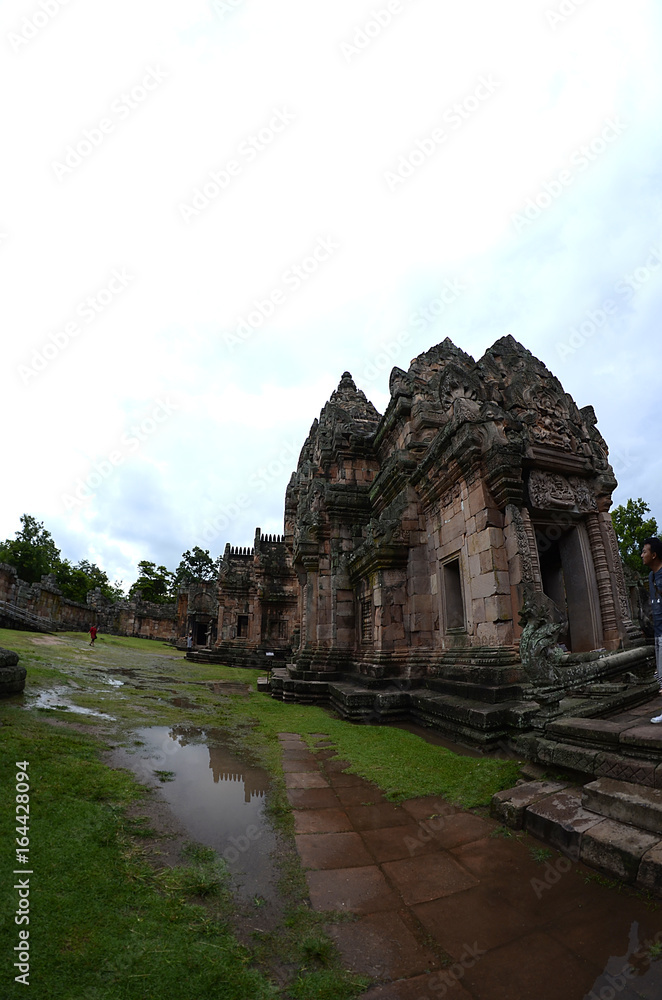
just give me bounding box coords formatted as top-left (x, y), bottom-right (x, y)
top-left (598, 511), bottom-right (641, 644)
top-left (518, 507), bottom-right (543, 592)
top-left (585, 512), bottom-right (618, 642)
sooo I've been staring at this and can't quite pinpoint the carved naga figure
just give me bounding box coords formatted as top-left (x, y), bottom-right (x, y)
top-left (518, 587), bottom-right (567, 687)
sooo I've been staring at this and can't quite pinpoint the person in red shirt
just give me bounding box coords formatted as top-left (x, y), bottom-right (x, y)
top-left (89, 625), bottom-right (98, 647)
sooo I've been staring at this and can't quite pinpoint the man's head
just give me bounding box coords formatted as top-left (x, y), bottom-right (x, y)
top-left (641, 537), bottom-right (662, 569)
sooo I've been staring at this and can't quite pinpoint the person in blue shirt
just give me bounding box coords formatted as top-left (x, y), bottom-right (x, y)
top-left (642, 537), bottom-right (662, 722)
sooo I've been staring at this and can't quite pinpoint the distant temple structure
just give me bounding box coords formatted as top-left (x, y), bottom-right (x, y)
top-left (192, 335), bottom-right (655, 745)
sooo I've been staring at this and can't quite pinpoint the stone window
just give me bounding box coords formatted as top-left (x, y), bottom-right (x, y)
top-left (360, 599), bottom-right (373, 643)
top-left (278, 620), bottom-right (288, 639)
top-left (442, 559), bottom-right (465, 631)
top-left (237, 614), bottom-right (249, 638)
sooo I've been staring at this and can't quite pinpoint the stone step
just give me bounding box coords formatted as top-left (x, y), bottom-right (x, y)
top-left (582, 777), bottom-right (662, 835)
top-left (500, 785), bottom-right (662, 891)
top-left (425, 675), bottom-right (524, 704)
top-left (523, 788), bottom-right (604, 861)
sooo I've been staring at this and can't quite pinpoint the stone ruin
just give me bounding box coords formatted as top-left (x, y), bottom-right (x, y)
top-left (193, 335), bottom-right (655, 749)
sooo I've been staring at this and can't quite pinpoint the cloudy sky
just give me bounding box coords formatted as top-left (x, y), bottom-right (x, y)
top-left (2, 0), bottom-right (661, 590)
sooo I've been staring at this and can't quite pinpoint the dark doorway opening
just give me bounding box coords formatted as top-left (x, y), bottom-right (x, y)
top-left (535, 522), bottom-right (602, 653)
top-left (443, 558), bottom-right (465, 632)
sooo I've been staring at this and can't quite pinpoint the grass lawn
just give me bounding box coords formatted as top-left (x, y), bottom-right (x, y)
top-left (0, 628), bottom-right (522, 998)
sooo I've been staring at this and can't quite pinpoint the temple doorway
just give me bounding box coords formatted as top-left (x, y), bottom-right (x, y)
top-left (535, 521), bottom-right (602, 653)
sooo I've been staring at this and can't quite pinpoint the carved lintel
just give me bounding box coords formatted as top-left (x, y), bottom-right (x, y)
top-left (528, 470), bottom-right (597, 512)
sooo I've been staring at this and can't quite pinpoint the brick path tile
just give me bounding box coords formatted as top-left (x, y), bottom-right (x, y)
top-left (293, 807), bottom-right (353, 834)
top-left (296, 831), bottom-right (374, 869)
top-left (381, 852), bottom-right (478, 905)
top-left (306, 866), bottom-right (400, 913)
top-left (327, 910), bottom-right (441, 979)
top-left (284, 771), bottom-right (329, 788)
top-left (345, 803), bottom-right (411, 831)
top-left (286, 786), bottom-right (339, 809)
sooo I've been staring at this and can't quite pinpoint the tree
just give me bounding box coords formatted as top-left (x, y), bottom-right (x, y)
top-left (128, 561), bottom-right (175, 603)
top-left (173, 546), bottom-right (219, 588)
top-left (611, 498), bottom-right (658, 578)
top-left (55, 559), bottom-right (125, 603)
top-left (0, 514), bottom-right (60, 583)
top-left (54, 560), bottom-right (92, 603)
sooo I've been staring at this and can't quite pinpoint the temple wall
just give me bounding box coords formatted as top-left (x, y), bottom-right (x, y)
top-left (0, 562), bottom-right (178, 640)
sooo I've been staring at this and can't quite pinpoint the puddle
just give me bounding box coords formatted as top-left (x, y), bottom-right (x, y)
top-left (31, 687), bottom-right (115, 720)
top-left (584, 921), bottom-right (662, 999)
top-left (119, 725), bottom-right (278, 904)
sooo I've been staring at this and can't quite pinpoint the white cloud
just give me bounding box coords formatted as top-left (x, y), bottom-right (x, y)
top-left (2, 0), bottom-right (661, 583)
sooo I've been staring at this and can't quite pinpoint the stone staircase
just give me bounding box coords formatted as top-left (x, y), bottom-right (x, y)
top-left (491, 776), bottom-right (662, 894)
top-left (269, 663), bottom-right (538, 746)
top-left (0, 601), bottom-right (58, 634)
top-left (269, 644), bottom-right (657, 749)
top-left (516, 691), bottom-right (662, 788)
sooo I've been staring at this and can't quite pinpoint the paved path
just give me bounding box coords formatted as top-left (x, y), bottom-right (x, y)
top-left (279, 733), bottom-right (662, 1000)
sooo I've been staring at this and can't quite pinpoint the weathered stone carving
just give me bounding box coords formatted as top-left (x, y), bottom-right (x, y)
top-left (568, 476), bottom-right (597, 511)
top-left (518, 589), bottom-right (567, 687)
top-left (528, 471), bottom-right (576, 509)
top-left (527, 471), bottom-right (598, 512)
top-left (0, 646), bottom-right (26, 696)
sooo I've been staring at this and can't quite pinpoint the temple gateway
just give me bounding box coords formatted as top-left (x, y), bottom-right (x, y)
top-left (192, 335), bottom-right (654, 748)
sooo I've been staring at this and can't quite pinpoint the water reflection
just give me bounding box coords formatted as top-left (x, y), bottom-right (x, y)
top-left (584, 921), bottom-right (662, 1000)
top-left (130, 725), bottom-right (276, 901)
top-left (31, 687), bottom-right (115, 719)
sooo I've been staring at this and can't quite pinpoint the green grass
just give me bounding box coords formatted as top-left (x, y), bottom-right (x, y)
top-left (59, 631), bottom-right (182, 655)
top-left (0, 709), bottom-right (274, 1000)
top-left (210, 686), bottom-right (521, 809)
top-left (0, 628), bottom-right (523, 998)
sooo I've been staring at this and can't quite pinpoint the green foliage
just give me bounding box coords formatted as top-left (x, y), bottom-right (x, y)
top-left (611, 498), bottom-right (658, 578)
top-left (529, 846), bottom-right (553, 862)
top-left (0, 710), bottom-right (276, 1000)
top-left (0, 514), bottom-right (60, 583)
top-left (0, 515), bottom-right (124, 602)
top-left (128, 560), bottom-right (176, 603)
top-left (173, 546), bottom-right (220, 587)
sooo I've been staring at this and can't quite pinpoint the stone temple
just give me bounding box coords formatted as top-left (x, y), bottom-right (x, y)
top-left (192, 335), bottom-right (654, 748)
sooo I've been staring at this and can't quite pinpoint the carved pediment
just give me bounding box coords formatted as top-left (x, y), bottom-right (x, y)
top-left (438, 362), bottom-right (483, 415)
top-left (527, 471), bottom-right (597, 511)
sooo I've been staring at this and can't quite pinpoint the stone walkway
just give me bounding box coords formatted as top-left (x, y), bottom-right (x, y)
top-left (279, 733), bottom-right (662, 1000)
